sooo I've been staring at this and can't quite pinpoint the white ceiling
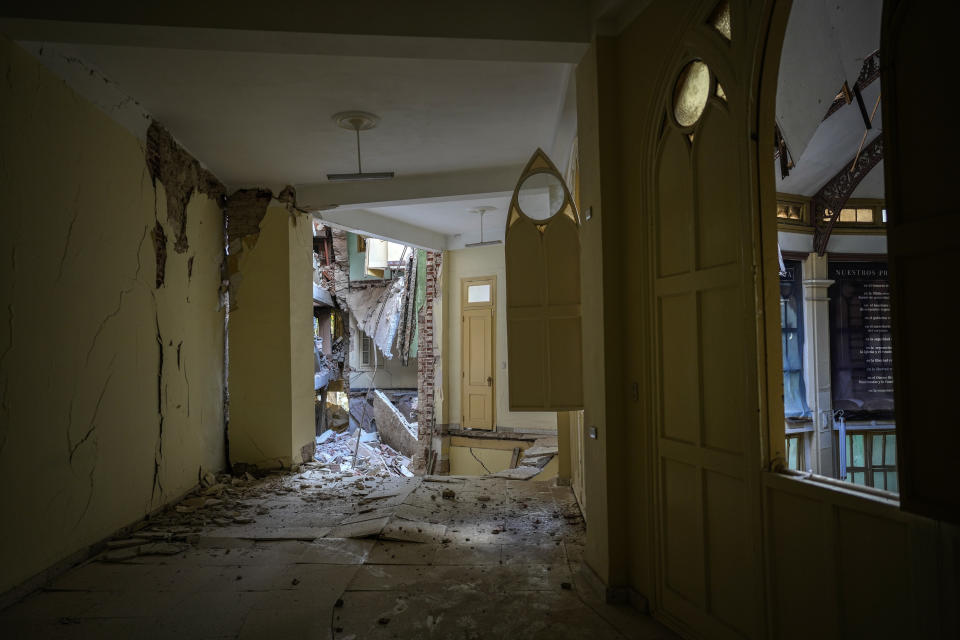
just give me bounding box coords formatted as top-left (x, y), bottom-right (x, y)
top-left (367, 194), bottom-right (513, 249)
top-left (38, 43), bottom-right (571, 189)
top-left (775, 0), bottom-right (883, 199)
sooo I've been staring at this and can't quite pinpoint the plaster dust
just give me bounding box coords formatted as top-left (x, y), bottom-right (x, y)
top-left (0, 465), bottom-right (677, 639)
top-left (0, 36), bottom-right (226, 595)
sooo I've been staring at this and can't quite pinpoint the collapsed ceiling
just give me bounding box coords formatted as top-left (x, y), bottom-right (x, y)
top-left (775, 0), bottom-right (883, 198)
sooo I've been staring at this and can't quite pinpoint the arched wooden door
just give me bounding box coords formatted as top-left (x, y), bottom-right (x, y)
top-left (504, 149), bottom-right (583, 412)
top-left (646, 2), bottom-right (768, 637)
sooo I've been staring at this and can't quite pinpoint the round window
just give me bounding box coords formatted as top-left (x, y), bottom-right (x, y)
top-left (517, 172), bottom-right (565, 221)
top-left (673, 60), bottom-right (711, 127)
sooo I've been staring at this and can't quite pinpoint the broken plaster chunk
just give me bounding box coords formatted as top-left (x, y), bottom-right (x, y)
top-left (106, 538), bottom-right (148, 550)
top-left (138, 542), bottom-right (188, 556)
top-left (441, 489), bottom-right (456, 500)
top-left (100, 547), bottom-right (140, 562)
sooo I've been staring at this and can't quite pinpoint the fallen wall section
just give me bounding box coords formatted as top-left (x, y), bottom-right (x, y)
top-left (373, 390), bottom-right (418, 458)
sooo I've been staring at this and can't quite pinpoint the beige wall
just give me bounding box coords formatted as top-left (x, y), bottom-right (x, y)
top-left (0, 37), bottom-right (225, 594)
top-left (443, 246), bottom-right (557, 433)
top-left (347, 315), bottom-right (419, 390)
top-left (228, 206), bottom-right (314, 467)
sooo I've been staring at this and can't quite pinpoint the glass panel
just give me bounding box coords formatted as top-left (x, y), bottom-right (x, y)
top-left (673, 60), bottom-right (711, 127)
top-left (839, 208), bottom-right (857, 222)
top-left (886, 471), bottom-right (898, 493)
top-left (852, 434), bottom-right (865, 467)
top-left (853, 471), bottom-right (865, 485)
top-left (709, 1), bottom-right (731, 40)
top-left (872, 434), bottom-right (884, 466)
top-left (786, 438), bottom-right (799, 470)
top-left (873, 471), bottom-right (886, 490)
top-left (517, 172), bottom-right (565, 221)
top-left (856, 208), bottom-right (873, 223)
top-left (777, 202), bottom-right (802, 220)
top-left (467, 284), bottom-right (491, 303)
top-left (882, 208), bottom-right (887, 222)
top-left (885, 433), bottom-right (896, 465)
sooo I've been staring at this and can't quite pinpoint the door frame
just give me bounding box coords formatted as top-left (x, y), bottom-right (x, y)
top-left (460, 275), bottom-right (497, 430)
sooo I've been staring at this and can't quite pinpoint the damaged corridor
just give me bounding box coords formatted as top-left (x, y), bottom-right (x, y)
top-left (2, 1), bottom-right (959, 639)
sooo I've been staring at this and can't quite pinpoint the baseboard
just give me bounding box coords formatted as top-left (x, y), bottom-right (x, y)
top-left (0, 480), bottom-right (201, 612)
top-left (577, 561), bottom-right (650, 610)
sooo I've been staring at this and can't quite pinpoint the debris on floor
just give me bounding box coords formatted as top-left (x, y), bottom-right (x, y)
top-left (0, 467), bottom-right (678, 640)
top-left (315, 429), bottom-right (413, 478)
top-left (493, 436), bottom-right (559, 479)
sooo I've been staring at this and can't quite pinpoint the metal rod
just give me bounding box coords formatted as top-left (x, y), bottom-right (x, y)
top-left (355, 128), bottom-right (362, 174)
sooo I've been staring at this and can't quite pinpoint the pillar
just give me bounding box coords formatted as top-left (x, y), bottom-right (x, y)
top-left (802, 252), bottom-right (835, 476)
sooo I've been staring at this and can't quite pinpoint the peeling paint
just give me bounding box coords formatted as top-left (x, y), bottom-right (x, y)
top-left (226, 188), bottom-right (273, 245)
top-left (145, 122), bottom-right (225, 254)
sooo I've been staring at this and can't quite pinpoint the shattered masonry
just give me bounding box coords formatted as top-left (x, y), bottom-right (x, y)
top-left (225, 188), bottom-right (273, 245)
top-left (145, 121), bottom-right (226, 255)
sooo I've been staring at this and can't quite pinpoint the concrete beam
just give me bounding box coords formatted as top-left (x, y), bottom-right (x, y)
top-left (0, 0), bottom-right (598, 63)
top-left (296, 166), bottom-right (521, 211)
top-left (0, 20), bottom-right (589, 64)
top-left (315, 209), bottom-right (447, 252)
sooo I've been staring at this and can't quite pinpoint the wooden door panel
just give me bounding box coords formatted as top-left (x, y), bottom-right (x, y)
top-left (657, 130), bottom-right (695, 278)
top-left (695, 107), bottom-right (740, 269)
top-left (462, 307), bottom-right (493, 430)
top-left (648, 2), bottom-right (764, 637)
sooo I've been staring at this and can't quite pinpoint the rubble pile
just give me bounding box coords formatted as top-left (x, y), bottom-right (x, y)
top-left (315, 429), bottom-right (413, 479)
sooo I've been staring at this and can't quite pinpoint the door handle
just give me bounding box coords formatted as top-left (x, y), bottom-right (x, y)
top-left (487, 376), bottom-right (493, 386)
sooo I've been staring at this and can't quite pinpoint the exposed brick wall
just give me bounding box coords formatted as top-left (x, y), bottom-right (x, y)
top-left (414, 250), bottom-right (441, 473)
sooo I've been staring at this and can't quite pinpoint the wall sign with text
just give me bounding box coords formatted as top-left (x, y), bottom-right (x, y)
top-left (828, 261), bottom-right (894, 417)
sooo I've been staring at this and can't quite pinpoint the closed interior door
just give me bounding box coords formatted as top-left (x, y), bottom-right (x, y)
top-left (646, 2), bottom-right (765, 637)
top-left (461, 277), bottom-right (495, 430)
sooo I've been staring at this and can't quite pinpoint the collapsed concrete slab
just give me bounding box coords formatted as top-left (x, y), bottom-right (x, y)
top-left (373, 390), bottom-right (419, 458)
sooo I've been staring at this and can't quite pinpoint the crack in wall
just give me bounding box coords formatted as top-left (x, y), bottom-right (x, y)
top-left (152, 311), bottom-right (165, 502)
top-left (56, 184), bottom-right (82, 283)
top-left (83, 226), bottom-right (149, 368)
top-left (145, 122), bottom-right (226, 254)
top-left (68, 361), bottom-right (114, 465)
top-left (151, 221), bottom-right (167, 289)
top-left (67, 353), bottom-right (115, 532)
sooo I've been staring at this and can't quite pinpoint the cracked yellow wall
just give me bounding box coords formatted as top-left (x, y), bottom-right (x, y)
top-left (228, 206), bottom-right (314, 468)
top-left (0, 37), bottom-right (225, 594)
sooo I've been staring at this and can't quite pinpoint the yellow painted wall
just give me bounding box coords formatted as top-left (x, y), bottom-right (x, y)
top-left (229, 206), bottom-right (314, 467)
top-left (449, 446), bottom-right (514, 476)
top-left (288, 213), bottom-right (315, 464)
top-left (0, 37), bottom-right (225, 594)
top-left (443, 246), bottom-right (557, 432)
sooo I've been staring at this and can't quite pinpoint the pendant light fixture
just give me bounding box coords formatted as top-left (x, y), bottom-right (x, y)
top-left (327, 111), bottom-right (395, 181)
top-left (465, 206), bottom-right (502, 247)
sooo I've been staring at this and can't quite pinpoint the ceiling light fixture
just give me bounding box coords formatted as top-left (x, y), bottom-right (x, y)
top-left (464, 206), bottom-right (502, 247)
top-left (326, 111), bottom-right (395, 181)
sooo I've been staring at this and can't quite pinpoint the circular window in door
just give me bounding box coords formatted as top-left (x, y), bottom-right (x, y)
top-left (673, 60), bottom-right (711, 127)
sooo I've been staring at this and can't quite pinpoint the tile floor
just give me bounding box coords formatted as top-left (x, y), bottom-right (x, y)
top-left (0, 469), bottom-right (678, 639)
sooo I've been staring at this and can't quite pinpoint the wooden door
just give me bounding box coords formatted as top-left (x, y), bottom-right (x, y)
top-left (882, 0), bottom-right (960, 523)
top-left (646, 1), bottom-right (766, 637)
top-left (461, 277), bottom-right (495, 430)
